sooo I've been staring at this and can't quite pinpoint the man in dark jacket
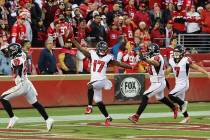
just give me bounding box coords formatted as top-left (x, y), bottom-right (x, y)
top-left (38, 38), bottom-right (57, 74)
top-left (88, 14), bottom-right (107, 44)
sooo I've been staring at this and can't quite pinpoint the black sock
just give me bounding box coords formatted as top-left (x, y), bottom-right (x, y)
top-left (136, 95), bottom-right (148, 116)
top-left (88, 87), bottom-right (94, 106)
top-left (168, 94), bottom-right (184, 109)
top-left (96, 102), bottom-right (109, 117)
top-left (183, 111), bottom-right (189, 118)
top-left (32, 102), bottom-right (49, 120)
top-left (1, 99), bottom-right (14, 118)
top-left (159, 97), bottom-right (175, 110)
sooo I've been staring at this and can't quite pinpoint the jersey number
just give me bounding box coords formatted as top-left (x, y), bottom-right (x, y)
top-left (174, 66), bottom-right (180, 77)
top-left (93, 60), bottom-right (105, 72)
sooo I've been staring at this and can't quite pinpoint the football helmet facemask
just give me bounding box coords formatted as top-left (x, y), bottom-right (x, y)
top-left (173, 44), bottom-right (185, 63)
top-left (147, 43), bottom-right (160, 57)
top-left (7, 43), bottom-right (22, 58)
top-left (96, 41), bottom-right (109, 57)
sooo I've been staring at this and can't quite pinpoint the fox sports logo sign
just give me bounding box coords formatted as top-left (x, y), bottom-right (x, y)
top-left (120, 77), bottom-right (141, 97)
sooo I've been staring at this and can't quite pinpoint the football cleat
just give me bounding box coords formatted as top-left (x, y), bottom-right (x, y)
top-left (46, 118), bottom-right (54, 132)
top-left (105, 116), bottom-right (112, 127)
top-left (179, 116), bottom-right (191, 124)
top-left (128, 114), bottom-right (139, 123)
top-left (173, 106), bottom-right (179, 119)
top-left (181, 101), bottom-right (188, 113)
top-left (7, 116), bottom-right (19, 129)
top-left (85, 106), bottom-right (93, 114)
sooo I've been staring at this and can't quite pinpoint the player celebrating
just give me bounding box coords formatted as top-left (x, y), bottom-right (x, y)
top-left (0, 43), bottom-right (54, 131)
top-left (72, 39), bottom-right (133, 127)
top-left (128, 43), bottom-right (178, 123)
top-left (165, 45), bottom-right (210, 123)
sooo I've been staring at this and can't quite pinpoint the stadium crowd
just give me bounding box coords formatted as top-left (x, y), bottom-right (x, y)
top-left (0, 0), bottom-right (210, 75)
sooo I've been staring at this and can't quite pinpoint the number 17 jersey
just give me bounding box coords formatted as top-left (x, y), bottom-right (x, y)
top-left (89, 50), bottom-right (114, 82)
top-left (169, 56), bottom-right (192, 85)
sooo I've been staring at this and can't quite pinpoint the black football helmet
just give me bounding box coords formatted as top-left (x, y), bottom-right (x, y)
top-left (173, 44), bottom-right (185, 63)
top-left (7, 43), bottom-right (22, 58)
top-left (147, 43), bottom-right (160, 57)
top-left (96, 41), bottom-right (109, 57)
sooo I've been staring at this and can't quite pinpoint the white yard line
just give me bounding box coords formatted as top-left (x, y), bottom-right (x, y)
top-left (0, 111), bottom-right (210, 124)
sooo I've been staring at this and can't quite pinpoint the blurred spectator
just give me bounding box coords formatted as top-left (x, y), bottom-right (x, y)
top-left (151, 21), bottom-right (165, 47)
top-left (106, 3), bottom-right (122, 26)
top-left (201, 2), bottom-right (210, 34)
top-left (22, 40), bottom-right (33, 74)
top-left (19, 0), bottom-right (33, 42)
top-left (164, 19), bottom-right (174, 48)
top-left (111, 35), bottom-right (126, 59)
top-left (172, 2), bottom-right (187, 35)
top-left (43, 0), bottom-right (59, 28)
top-left (134, 3), bottom-right (151, 29)
top-left (79, 0), bottom-right (90, 18)
top-left (149, 0), bottom-right (164, 9)
top-left (100, 15), bottom-right (109, 32)
top-left (124, 0), bottom-right (137, 19)
top-left (64, 6), bottom-right (73, 23)
top-left (149, 2), bottom-right (164, 27)
top-left (0, 0), bottom-right (8, 22)
top-left (0, 19), bottom-right (9, 43)
top-left (162, 36), bottom-right (177, 65)
top-left (72, 7), bottom-right (83, 34)
top-left (186, 5), bottom-right (201, 33)
top-left (32, 18), bottom-right (47, 47)
top-left (5, 0), bottom-right (18, 28)
top-left (31, 0), bottom-right (42, 27)
top-left (76, 19), bottom-right (88, 42)
top-left (108, 23), bottom-right (122, 48)
top-left (163, 2), bottom-right (175, 26)
top-left (0, 42), bottom-right (11, 75)
top-left (54, 1), bottom-right (66, 20)
top-left (122, 17), bottom-right (135, 42)
top-left (11, 15), bottom-right (27, 43)
top-left (38, 38), bottom-right (58, 74)
top-left (134, 21), bottom-right (151, 46)
top-left (88, 14), bottom-right (107, 44)
top-left (58, 39), bottom-right (77, 74)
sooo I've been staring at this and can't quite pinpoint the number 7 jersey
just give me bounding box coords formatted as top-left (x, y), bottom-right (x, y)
top-left (169, 56), bottom-right (192, 85)
top-left (89, 50), bottom-right (114, 82)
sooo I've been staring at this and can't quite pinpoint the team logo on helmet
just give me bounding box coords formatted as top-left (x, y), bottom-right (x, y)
top-left (8, 43), bottom-right (22, 58)
top-left (147, 43), bottom-right (160, 57)
top-left (173, 44), bottom-right (185, 63)
top-left (96, 41), bottom-right (109, 56)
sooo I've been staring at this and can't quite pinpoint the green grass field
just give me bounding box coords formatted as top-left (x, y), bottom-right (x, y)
top-left (0, 102), bottom-right (210, 140)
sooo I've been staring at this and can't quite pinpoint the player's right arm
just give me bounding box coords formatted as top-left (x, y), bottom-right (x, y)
top-left (72, 39), bottom-right (91, 58)
top-left (139, 52), bottom-right (160, 67)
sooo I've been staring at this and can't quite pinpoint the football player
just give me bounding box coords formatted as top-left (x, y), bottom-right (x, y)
top-left (0, 43), bottom-right (54, 131)
top-left (128, 43), bottom-right (178, 123)
top-left (165, 45), bottom-right (210, 123)
top-left (72, 39), bottom-right (133, 127)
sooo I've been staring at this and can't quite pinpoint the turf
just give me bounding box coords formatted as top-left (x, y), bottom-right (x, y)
top-left (0, 102), bottom-right (210, 140)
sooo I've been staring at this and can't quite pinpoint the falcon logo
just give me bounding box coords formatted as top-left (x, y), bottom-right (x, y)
top-left (120, 77), bottom-right (141, 98)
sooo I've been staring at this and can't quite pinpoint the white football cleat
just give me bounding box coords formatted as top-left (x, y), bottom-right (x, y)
top-left (179, 116), bottom-right (191, 124)
top-left (46, 118), bottom-right (54, 132)
top-left (181, 101), bottom-right (188, 113)
top-left (7, 116), bottom-right (19, 129)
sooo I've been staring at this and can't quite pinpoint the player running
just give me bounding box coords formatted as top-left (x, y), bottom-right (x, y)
top-left (128, 43), bottom-right (178, 123)
top-left (165, 44), bottom-right (210, 123)
top-left (72, 39), bottom-right (133, 127)
top-left (0, 43), bottom-right (54, 131)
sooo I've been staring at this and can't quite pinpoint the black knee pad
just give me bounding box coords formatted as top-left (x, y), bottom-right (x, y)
top-left (168, 94), bottom-right (174, 101)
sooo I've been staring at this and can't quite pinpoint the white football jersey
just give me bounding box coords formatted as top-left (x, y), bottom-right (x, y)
top-left (89, 50), bottom-right (114, 82)
top-left (149, 54), bottom-right (165, 83)
top-left (11, 52), bottom-right (28, 85)
top-left (169, 56), bottom-right (192, 85)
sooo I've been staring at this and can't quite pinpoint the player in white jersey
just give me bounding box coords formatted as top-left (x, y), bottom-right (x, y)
top-left (128, 43), bottom-right (178, 123)
top-left (0, 43), bottom-right (54, 131)
top-left (72, 39), bottom-right (132, 127)
top-left (165, 44), bottom-right (210, 123)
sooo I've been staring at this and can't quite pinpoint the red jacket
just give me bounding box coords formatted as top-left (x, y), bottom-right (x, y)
top-left (172, 10), bottom-right (186, 32)
top-left (108, 29), bottom-right (121, 48)
top-left (201, 10), bottom-right (210, 33)
top-left (134, 11), bottom-right (151, 28)
top-left (151, 28), bottom-right (165, 47)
